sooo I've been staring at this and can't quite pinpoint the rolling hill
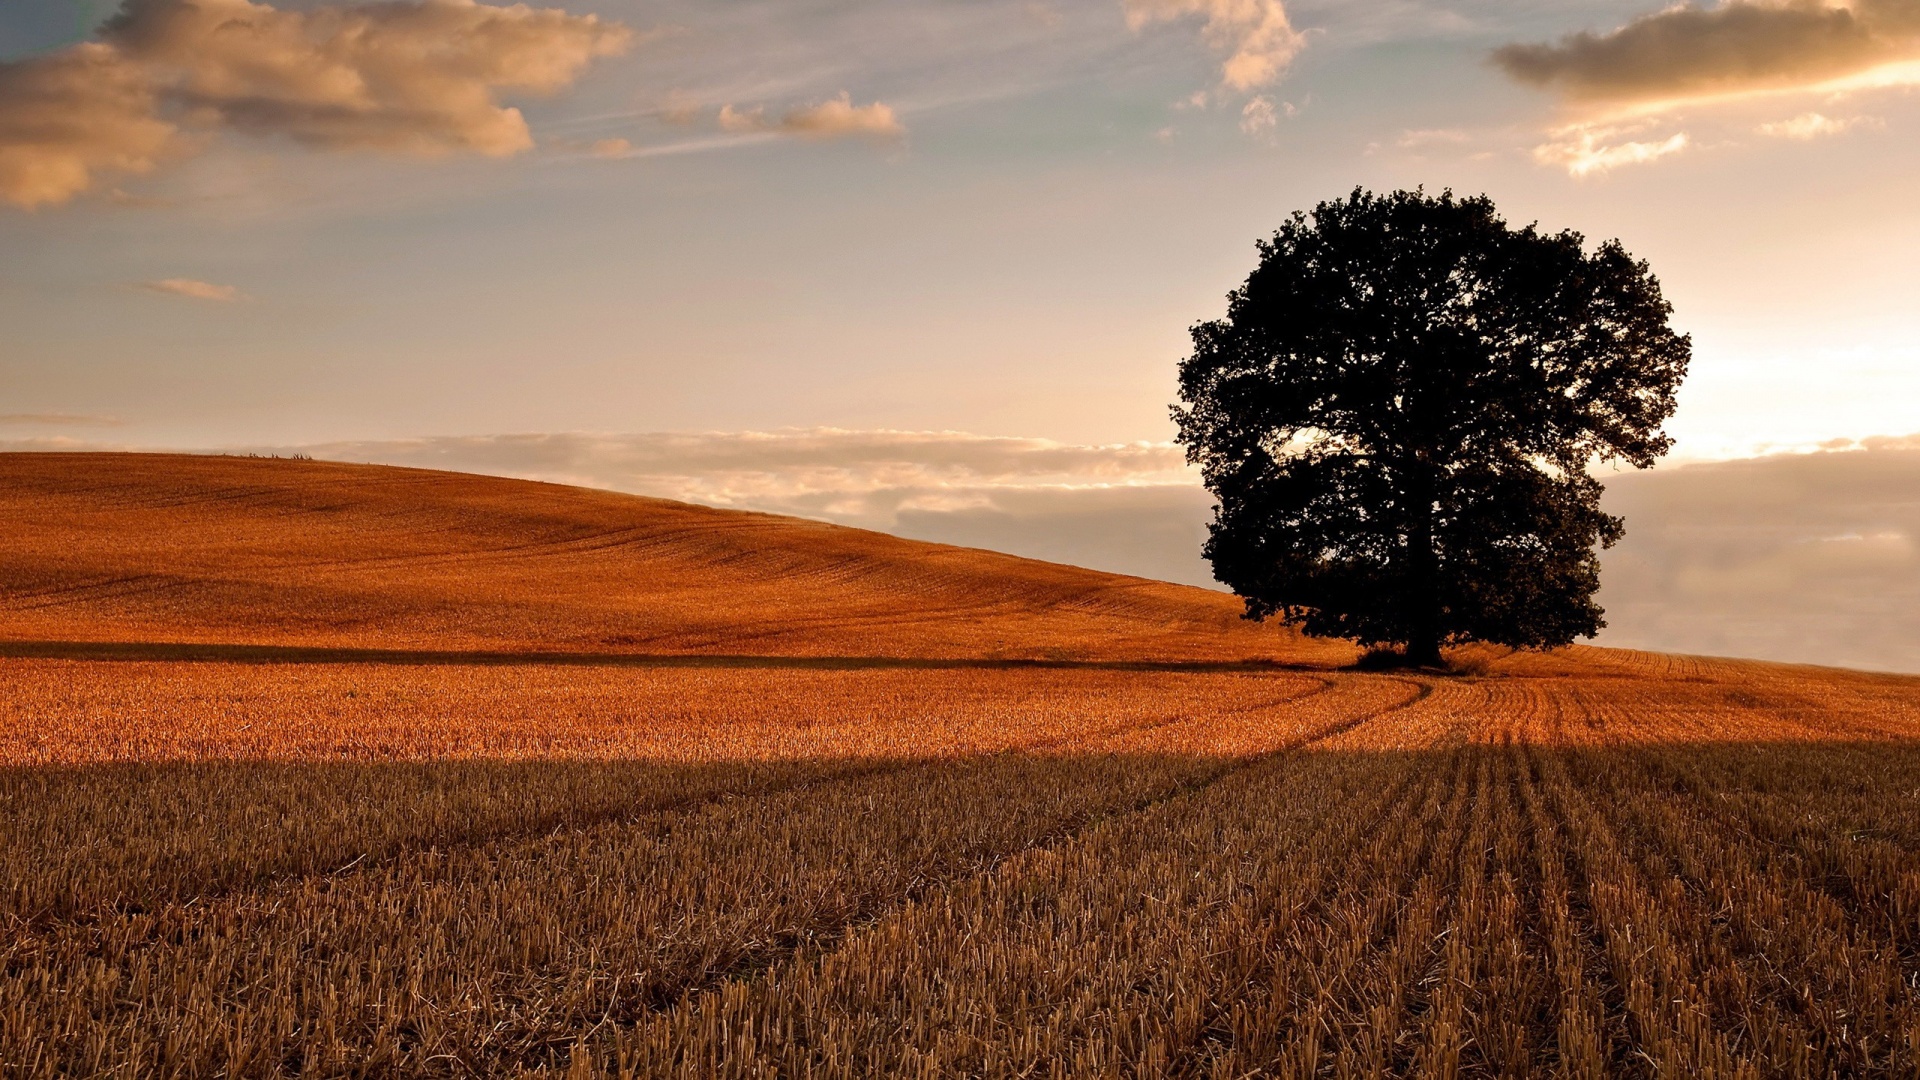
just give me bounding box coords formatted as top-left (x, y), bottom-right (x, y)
top-left (0, 452), bottom-right (1349, 663)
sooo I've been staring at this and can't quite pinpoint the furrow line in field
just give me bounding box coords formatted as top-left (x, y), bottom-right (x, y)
top-left (0, 640), bottom-right (1331, 673)
top-left (1389, 747), bottom-right (1481, 1075)
top-left (1589, 751), bottom-right (1912, 1071)
top-left (3, 675), bottom-right (1335, 932)
top-left (1516, 743), bottom-right (1632, 1079)
top-left (2, 758), bottom-right (874, 931)
top-left (601, 677), bottom-right (1437, 1078)
top-left (597, 677), bottom-right (1421, 1035)
top-left (1623, 744), bottom-right (1920, 961)
top-left (1534, 749), bottom-right (1762, 1077)
top-left (605, 696), bottom-right (1448, 1077)
top-left (1186, 749), bottom-right (1464, 1076)
top-left (1, 678), bottom-right (1402, 1077)
top-left (1185, 757), bottom-right (1441, 1076)
top-left (1145, 749), bottom-right (1454, 1077)
top-left (1243, 745), bottom-right (1466, 1075)
top-left (1450, 742), bottom-right (1534, 1077)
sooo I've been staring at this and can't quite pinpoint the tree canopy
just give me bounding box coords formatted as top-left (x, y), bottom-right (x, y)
top-left (1173, 188), bottom-right (1690, 666)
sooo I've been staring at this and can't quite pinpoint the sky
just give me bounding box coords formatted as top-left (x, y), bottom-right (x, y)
top-left (2, 0), bottom-right (1919, 669)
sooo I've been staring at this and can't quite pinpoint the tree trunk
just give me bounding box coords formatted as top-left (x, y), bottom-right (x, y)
top-left (1406, 630), bottom-right (1443, 668)
top-left (1405, 459), bottom-right (1443, 668)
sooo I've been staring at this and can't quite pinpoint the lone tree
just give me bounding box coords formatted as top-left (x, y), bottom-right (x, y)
top-left (1173, 188), bottom-right (1689, 667)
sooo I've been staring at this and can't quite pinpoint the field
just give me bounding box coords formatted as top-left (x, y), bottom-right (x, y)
top-left (6, 454), bottom-right (1920, 1077)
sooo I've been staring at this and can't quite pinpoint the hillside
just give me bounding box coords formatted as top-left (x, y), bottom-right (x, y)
top-left (0, 452), bottom-right (1352, 663)
top-left (11, 452), bottom-right (1920, 1074)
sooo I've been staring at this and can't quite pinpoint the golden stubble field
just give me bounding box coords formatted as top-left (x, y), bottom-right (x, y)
top-left (6, 454), bottom-right (1920, 1078)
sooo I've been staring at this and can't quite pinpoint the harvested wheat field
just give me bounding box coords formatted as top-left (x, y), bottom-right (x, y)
top-left (6, 454), bottom-right (1920, 1078)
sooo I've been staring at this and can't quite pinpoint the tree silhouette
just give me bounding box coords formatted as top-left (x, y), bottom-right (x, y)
top-left (1173, 188), bottom-right (1690, 666)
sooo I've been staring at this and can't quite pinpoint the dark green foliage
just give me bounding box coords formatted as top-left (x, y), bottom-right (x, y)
top-left (1174, 188), bottom-right (1689, 663)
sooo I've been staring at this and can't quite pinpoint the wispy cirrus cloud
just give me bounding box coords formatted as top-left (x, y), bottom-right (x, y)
top-left (716, 93), bottom-right (905, 140)
top-left (139, 277), bottom-right (241, 301)
top-left (0, 413), bottom-right (124, 426)
top-left (0, 0), bottom-right (632, 208)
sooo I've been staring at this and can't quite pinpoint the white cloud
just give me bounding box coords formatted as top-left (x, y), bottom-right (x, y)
top-left (1754, 111), bottom-right (1879, 138)
top-left (0, 0), bottom-right (631, 208)
top-left (1123, 0), bottom-right (1305, 91)
top-left (716, 93), bottom-right (904, 140)
top-left (1533, 126), bottom-right (1689, 176)
top-left (287, 428), bottom-right (1192, 522)
top-left (139, 277), bottom-right (242, 301)
top-left (1239, 95), bottom-right (1277, 135)
top-left (1396, 127), bottom-right (1468, 150)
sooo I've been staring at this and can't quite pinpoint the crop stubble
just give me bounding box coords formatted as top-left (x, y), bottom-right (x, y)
top-left (4, 654), bottom-right (1920, 1076)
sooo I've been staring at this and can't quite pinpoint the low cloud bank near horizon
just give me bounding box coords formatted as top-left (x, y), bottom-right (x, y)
top-left (0, 0), bottom-right (630, 207)
top-left (1596, 437), bottom-right (1920, 674)
top-left (291, 428), bottom-right (1920, 673)
top-left (9, 427), bottom-right (1920, 673)
top-left (283, 429), bottom-right (1219, 586)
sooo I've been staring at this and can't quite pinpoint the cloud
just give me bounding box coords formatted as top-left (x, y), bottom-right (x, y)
top-left (716, 93), bottom-right (904, 139)
top-left (0, 413), bottom-right (124, 426)
top-left (1239, 95), bottom-right (1278, 134)
top-left (283, 428), bottom-right (1192, 520)
top-left (1493, 0), bottom-right (1920, 109)
top-left (1755, 110), bottom-right (1879, 137)
top-left (656, 91), bottom-right (702, 126)
top-left (1396, 128), bottom-right (1469, 150)
top-left (275, 428), bottom-right (1212, 584)
top-left (0, 0), bottom-right (630, 208)
top-left (1124, 0), bottom-right (1306, 91)
top-left (1533, 126), bottom-right (1689, 175)
top-left (1596, 440), bottom-right (1920, 673)
top-left (893, 484), bottom-right (1219, 588)
top-left (0, 44), bottom-right (178, 209)
top-left (139, 277), bottom-right (241, 300)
